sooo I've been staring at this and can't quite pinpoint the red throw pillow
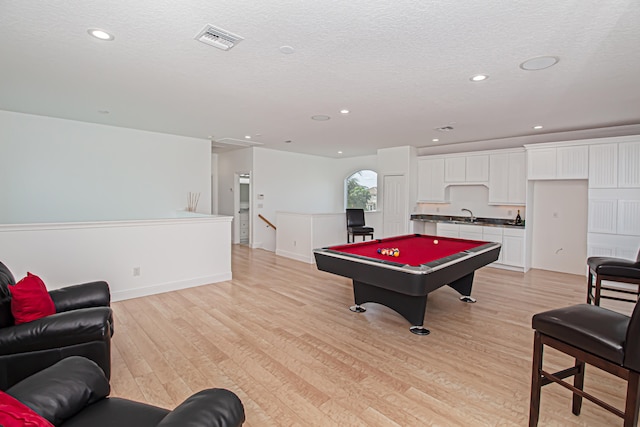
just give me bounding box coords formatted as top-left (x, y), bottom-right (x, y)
top-left (0, 391), bottom-right (54, 427)
top-left (9, 273), bottom-right (56, 325)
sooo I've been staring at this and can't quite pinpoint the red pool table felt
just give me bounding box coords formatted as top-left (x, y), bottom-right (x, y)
top-left (326, 234), bottom-right (487, 267)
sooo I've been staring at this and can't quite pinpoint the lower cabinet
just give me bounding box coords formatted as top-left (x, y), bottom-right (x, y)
top-left (482, 226), bottom-right (503, 264)
top-left (502, 228), bottom-right (525, 267)
top-left (436, 223), bottom-right (459, 238)
top-left (436, 222), bottom-right (525, 269)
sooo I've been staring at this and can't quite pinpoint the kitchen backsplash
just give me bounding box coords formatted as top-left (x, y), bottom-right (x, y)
top-left (414, 185), bottom-right (526, 221)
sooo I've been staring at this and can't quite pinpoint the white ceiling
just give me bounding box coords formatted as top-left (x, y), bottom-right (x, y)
top-left (1, 1), bottom-right (639, 158)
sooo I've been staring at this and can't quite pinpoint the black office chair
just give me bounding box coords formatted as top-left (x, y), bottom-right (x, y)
top-left (346, 209), bottom-right (374, 243)
top-left (529, 302), bottom-right (640, 426)
top-left (587, 248), bottom-right (640, 306)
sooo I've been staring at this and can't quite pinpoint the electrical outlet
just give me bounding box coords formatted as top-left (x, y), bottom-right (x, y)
top-left (508, 210), bottom-right (512, 216)
top-left (133, 267), bottom-right (140, 276)
top-left (293, 240), bottom-right (297, 247)
top-left (436, 207), bottom-right (440, 212)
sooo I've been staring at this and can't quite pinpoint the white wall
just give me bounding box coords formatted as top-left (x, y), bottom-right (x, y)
top-left (0, 110), bottom-right (211, 223)
top-left (531, 180), bottom-right (588, 274)
top-left (0, 216), bottom-right (232, 301)
top-left (250, 149), bottom-right (383, 251)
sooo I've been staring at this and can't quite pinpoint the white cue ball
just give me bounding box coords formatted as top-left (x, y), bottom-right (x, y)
top-left (433, 239), bottom-right (439, 244)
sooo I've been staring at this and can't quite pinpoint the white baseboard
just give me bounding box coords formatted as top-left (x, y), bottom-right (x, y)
top-left (111, 273), bottom-right (232, 302)
top-left (275, 249), bottom-right (313, 264)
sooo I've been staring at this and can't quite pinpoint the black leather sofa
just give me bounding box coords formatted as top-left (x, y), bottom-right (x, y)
top-left (0, 261), bottom-right (113, 390)
top-left (5, 356), bottom-right (245, 427)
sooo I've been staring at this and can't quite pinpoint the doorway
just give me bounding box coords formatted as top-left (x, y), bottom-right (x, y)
top-left (234, 172), bottom-right (251, 245)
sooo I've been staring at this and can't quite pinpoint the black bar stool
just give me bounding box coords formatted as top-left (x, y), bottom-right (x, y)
top-left (529, 302), bottom-right (640, 426)
top-left (587, 249), bottom-right (640, 306)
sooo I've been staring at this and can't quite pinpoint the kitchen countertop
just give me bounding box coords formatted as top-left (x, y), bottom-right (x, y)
top-left (410, 214), bottom-right (525, 228)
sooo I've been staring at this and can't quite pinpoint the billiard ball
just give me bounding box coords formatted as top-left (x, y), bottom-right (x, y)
top-left (433, 239), bottom-right (439, 244)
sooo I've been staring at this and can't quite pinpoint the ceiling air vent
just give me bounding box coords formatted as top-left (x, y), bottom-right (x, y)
top-left (195, 24), bottom-right (243, 51)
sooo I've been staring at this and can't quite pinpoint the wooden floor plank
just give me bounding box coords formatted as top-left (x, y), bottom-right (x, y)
top-left (109, 245), bottom-right (628, 425)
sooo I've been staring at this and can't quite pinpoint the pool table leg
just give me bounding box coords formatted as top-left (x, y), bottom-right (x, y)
top-left (352, 280), bottom-right (430, 335)
top-left (448, 273), bottom-right (477, 303)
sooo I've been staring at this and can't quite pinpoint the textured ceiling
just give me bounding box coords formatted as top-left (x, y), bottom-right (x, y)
top-left (1, 1), bottom-right (639, 158)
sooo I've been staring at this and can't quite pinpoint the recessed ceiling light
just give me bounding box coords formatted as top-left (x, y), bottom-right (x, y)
top-left (340, 109), bottom-right (350, 114)
top-left (338, 151), bottom-right (343, 154)
top-left (244, 135), bottom-right (251, 139)
top-left (435, 126), bottom-right (454, 132)
top-left (98, 110), bottom-right (110, 114)
top-left (520, 56), bottom-right (559, 71)
top-left (88, 29), bottom-right (114, 41)
top-left (432, 138), bottom-right (439, 142)
top-left (311, 115), bottom-right (330, 121)
top-left (470, 74), bottom-right (488, 82)
top-left (279, 45), bottom-right (295, 54)
top-left (533, 125), bottom-right (543, 130)
top-left (284, 140), bottom-right (292, 144)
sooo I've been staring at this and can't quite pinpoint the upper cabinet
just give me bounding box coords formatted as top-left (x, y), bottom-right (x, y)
top-left (588, 141), bottom-right (640, 188)
top-left (527, 148), bottom-right (556, 180)
top-left (589, 143), bottom-right (617, 188)
top-left (489, 151), bottom-right (526, 205)
top-left (417, 157), bottom-right (445, 202)
top-left (527, 145), bottom-right (588, 180)
top-left (418, 149), bottom-right (522, 204)
top-left (465, 155), bottom-right (490, 182)
top-left (444, 155), bottom-right (489, 183)
top-left (618, 141), bottom-right (640, 188)
top-left (557, 145), bottom-right (589, 179)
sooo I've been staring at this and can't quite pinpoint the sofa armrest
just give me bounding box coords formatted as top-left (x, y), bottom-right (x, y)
top-left (0, 307), bottom-right (112, 355)
top-left (49, 281), bottom-right (110, 312)
top-left (6, 356), bottom-right (109, 425)
top-left (158, 389), bottom-right (245, 427)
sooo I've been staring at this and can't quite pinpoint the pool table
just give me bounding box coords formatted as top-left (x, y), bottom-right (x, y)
top-left (313, 234), bottom-right (501, 335)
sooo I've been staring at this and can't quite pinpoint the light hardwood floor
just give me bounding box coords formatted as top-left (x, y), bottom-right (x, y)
top-left (110, 245), bottom-right (630, 426)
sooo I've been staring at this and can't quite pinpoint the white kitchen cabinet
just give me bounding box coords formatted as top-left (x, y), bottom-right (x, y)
top-left (436, 223), bottom-right (459, 238)
top-left (444, 157), bottom-right (466, 182)
top-left (589, 143), bottom-right (618, 188)
top-left (502, 228), bottom-right (525, 267)
top-left (527, 148), bottom-right (557, 180)
top-left (417, 158), bottom-right (446, 202)
top-left (489, 151), bottom-right (526, 205)
top-left (444, 155), bottom-right (489, 183)
top-left (508, 152), bottom-right (526, 204)
top-left (466, 155), bottom-right (489, 182)
top-left (588, 199), bottom-right (617, 234)
top-left (528, 145), bottom-right (589, 180)
top-left (618, 200), bottom-right (640, 236)
top-left (482, 226), bottom-right (503, 264)
top-left (618, 141), bottom-right (640, 188)
top-left (458, 224), bottom-right (483, 240)
top-left (556, 145), bottom-right (589, 179)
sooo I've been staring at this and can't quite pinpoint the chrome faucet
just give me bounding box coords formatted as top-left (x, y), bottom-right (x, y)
top-left (461, 208), bottom-right (475, 222)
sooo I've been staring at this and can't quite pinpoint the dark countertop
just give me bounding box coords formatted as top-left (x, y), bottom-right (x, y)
top-left (410, 214), bottom-right (525, 228)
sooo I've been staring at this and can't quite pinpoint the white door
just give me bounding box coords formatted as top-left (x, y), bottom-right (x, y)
top-left (382, 175), bottom-right (407, 237)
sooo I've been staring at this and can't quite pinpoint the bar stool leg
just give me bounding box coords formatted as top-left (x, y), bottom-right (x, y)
top-left (529, 332), bottom-right (543, 427)
top-left (587, 269), bottom-right (594, 304)
top-left (624, 371), bottom-right (640, 427)
top-left (595, 274), bottom-right (602, 306)
top-left (572, 359), bottom-right (585, 415)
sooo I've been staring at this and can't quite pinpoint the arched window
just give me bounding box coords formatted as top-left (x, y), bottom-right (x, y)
top-left (345, 170), bottom-right (377, 211)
